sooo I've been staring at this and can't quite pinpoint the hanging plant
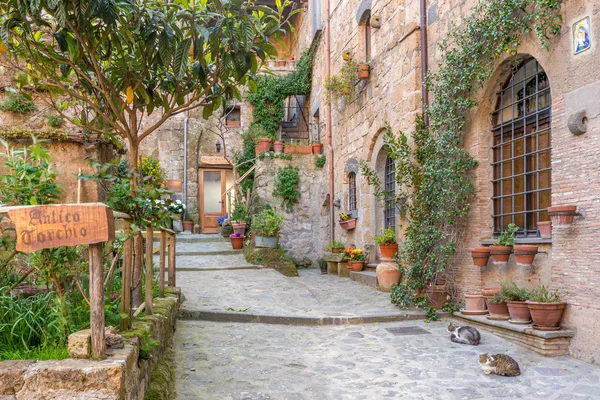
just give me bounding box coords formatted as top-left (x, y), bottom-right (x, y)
top-left (324, 59), bottom-right (358, 103)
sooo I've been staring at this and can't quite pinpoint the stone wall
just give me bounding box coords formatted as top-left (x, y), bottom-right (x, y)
top-left (252, 155), bottom-right (330, 266)
top-left (0, 288), bottom-right (181, 399)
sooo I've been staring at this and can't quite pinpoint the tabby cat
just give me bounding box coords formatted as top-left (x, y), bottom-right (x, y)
top-left (447, 322), bottom-right (481, 345)
top-left (479, 353), bottom-right (521, 376)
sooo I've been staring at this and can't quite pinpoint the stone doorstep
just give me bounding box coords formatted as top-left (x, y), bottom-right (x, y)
top-left (452, 312), bottom-right (574, 356)
top-left (350, 270), bottom-right (378, 289)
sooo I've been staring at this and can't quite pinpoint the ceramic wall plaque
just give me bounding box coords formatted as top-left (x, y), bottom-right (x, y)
top-left (573, 17), bottom-right (591, 55)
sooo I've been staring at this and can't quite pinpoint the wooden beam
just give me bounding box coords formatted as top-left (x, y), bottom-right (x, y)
top-left (89, 242), bottom-right (105, 360)
top-left (159, 230), bottom-right (166, 297)
top-left (168, 234), bottom-right (176, 287)
top-left (120, 220), bottom-right (133, 331)
top-left (145, 225), bottom-right (154, 315)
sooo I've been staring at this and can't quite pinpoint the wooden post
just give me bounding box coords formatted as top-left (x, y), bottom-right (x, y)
top-left (89, 242), bottom-right (106, 360)
top-left (120, 220), bottom-right (133, 331)
top-left (159, 229), bottom-right (166, 297)
top-left (168, 233), bottom-right (176, 287)
top-left (145, 225), bottom-right (154, 315)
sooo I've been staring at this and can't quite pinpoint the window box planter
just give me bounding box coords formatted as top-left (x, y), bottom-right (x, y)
top-left (527, 301), bottom-right (567, 330)
top-left (506, 301), bottom-right (532, 324)
top-left (255, 236), bottom-right (279, 248)
top-left (283, 145), bottom-right (312, 154)
top-left (230, 235), bottom-right (245, 250)
top-left (226, 120), bottom-right (241, 127)
top-left (358, 63), bottom-right (370, 80)
top-left (471, 247), bottom-right (490, 267)
top-left (514, 245), bottom-right (538, 267)
top-left (547, 206), bottom-right (577, 226)
top-left (273, 141), bottom-right (284, 153)
top-left (311, 143), bottom-right (323, 154)
top-left (537, 221), bottom-right (552, 238)
top-left (489, 245), bottom-right (512, 265)
top-left (339, 218), bottom-right (357, 230)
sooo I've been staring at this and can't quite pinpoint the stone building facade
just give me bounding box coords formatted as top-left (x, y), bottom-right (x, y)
top-left (268, 0), bottom-right (600, 363)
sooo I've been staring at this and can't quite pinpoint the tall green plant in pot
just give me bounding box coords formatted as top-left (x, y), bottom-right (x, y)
top-left (251, 205), bottom-right (283, 248)
top-left (527, 284), bottom-right (566, 330)
top-left (373, 227), bottom-right (398, 259)
top-left (231, 203), bottom-right (249, 234)
top-left (490, 223), bottom-right (518, 265)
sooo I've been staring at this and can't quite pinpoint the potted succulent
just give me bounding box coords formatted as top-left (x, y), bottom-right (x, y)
top-left (498, 280), bottom-right (531, 324)
top-left (373, 226), bottom-right (398, 259)
top-left (537, 220), bottom-right (552, 238)
top-left (490, 223), bottom-right (518, 265)
top-left (513, 244), bottom-right (538, 267)
top-left (273, 141), bottom-right (284, 153)
top-left (345, 248), bottom-right (366, 271)
top-left (339, 212), bottom-right (357, 230)
top-left (230, 203), bottom-right (249, 235)
top-left (547, 205), bottom-right (577, 226)
top-left (251, 205), bottom-right (283, 248)
top-left (229, 232), bottom-right (245, 250)
top-left (327, 240), bottom-right (345, 253)
top-left (471, 247), bottom-right (490, 267)
top-left (527, 284), bottom-right (567, 330)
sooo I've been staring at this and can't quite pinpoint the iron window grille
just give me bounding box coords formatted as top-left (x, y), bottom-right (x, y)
top-left (384, 155), bottom-right (396, 230)
top-left (491, 58), bottom-right (551, 237)
top-left (348, 171), bottom-right (357, 211)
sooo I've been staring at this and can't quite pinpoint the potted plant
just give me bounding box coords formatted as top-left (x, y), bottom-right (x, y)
top-left (311, 141), bottom-right (323, 154)
top-left (488, 290), bottom-right (511, 320)
top-left (358, 63), bottom-right (370, 80)
top-left (327, 240), bottom-right (345, 253)
top-left (168, 199), bottom-right (186, 232)
top-left (373, 226), bottom-right (398, 259)
top-left (463, 294), bottom-right (487, 313)
top-left (547, 205), bottom-right (577, 226)
top-left (183, 220), bottom-right (194, 232)
top-left (251, 205), bottom-right (283, 248)
top-left (230, 203), bottom-right (249, 234)
top-left (513, 244), bottom-right (538, 267)
top-left (324, 59), bottom-right (358, 102)
top-left (490, 223), bottom-right (518, 265)
top-left (527, 284), bottom-right (567, 330)
top-left (229, 232), bottom-right (245, 250)
top-left (226, 114), bottom-right (241, 127)
top-left (339, 212), bottom-right (357, 230)
top-left (471, 247), bottom-right (490, 267)
top-left (345, 248), bottom-right (365, 271)
top-left (536, 221), bottom-right (551, 239)
top-left (425, 282), bottom-right (449, 309)
top-left (273, 141), bottom-right (284, 153)
top-left (256, 136), bottom-right (273, 153)
top-left (498, 280), bottom-right (531, 324)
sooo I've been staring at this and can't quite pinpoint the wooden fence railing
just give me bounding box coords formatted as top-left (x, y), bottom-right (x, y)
top-left (0, 204), bottom-right (177, 360)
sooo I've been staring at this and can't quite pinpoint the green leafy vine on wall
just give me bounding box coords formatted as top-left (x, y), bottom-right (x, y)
top-left (361, 0), bottom-right (562, 307)
top-left (273, 164), bottom-right (300, 212)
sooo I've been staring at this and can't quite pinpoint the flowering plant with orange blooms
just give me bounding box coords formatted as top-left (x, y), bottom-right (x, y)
top-left (344, 247), bottom-right (366, 261)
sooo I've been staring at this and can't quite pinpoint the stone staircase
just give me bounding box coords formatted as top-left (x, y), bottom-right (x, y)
top-left (349, 263), bottom-right (378, 289)
top-left (154, 234), bottom-right (259, 272)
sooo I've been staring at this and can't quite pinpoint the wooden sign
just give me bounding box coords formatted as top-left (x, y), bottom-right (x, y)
top-left (7, 203), bottom-right (115, 253)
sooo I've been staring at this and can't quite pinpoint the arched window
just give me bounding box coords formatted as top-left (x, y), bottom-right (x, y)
top-left (492, 58), bottom-right (551, 237)
top-left (348, 172), bottom-right (357, 211)
top-left (384, 156), bottom-right (396, 230)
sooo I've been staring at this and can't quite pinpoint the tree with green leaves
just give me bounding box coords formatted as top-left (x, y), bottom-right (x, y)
top-left (0, 0), bottom-right (299, 176)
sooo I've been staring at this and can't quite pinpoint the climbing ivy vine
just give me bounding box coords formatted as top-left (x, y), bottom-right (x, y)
top-left (361, 0), bottom-right (562, 307)
top-left (273, 165), bottom-right (300, 212)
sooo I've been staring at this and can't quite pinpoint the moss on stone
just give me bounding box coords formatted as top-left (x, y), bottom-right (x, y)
top-left (144, 345), bottom-right (176, 400)
top-left (243, 243), bottom-right (298, 277)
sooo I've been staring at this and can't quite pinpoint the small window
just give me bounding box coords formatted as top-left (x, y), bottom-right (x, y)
top-left (225, 106), bottom-right (241, 127)
top-left (384, 155), bottom-right (395, 230)
top-left (348, 172), bottom-right (357, 211)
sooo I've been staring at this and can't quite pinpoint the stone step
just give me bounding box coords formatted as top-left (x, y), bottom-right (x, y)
top-left (350, 270), bottom-right (378, 289)
top-left (154, 254), bottom-right (257, 271)
top-left (365, 263), bottom-right (377, 272)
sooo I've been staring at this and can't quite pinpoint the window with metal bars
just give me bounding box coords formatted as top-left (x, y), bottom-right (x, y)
top-left (491, 58), bottom-right (551, 237)
top-left (348, 172), bottom-right (357, 211)
top-left (384, 155), bottom-right (396, 230)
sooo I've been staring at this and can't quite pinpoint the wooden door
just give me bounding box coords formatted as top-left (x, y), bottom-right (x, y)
top-left (199, 169), bottom-right (227, 233)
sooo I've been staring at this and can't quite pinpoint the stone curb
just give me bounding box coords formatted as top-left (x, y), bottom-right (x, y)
top-left (173, 266), bottom-right (261, 272)
top-left (178, 309), bottom-right (449, 326)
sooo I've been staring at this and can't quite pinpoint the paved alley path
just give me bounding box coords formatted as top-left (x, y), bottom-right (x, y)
top-left (169, 234), bottom-right (600, 399)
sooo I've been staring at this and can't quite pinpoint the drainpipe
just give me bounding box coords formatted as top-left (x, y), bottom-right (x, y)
top-left (420, 0), bottom-right (429, 126)
top-left (325, 0), bottom-right (335, 241)
top-left (183, 116), bottom-right (189, 219)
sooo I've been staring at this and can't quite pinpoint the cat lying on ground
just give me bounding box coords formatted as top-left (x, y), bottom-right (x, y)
top-left (447, 322), bottom-right (481, 345)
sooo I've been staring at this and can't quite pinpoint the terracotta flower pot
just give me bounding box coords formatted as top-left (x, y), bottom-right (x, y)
top-left (506, 301), bottom-right (532, 323)
top-left (339, 218), bottom-right (357, 230)
top-left (226, 120), bottom-right (241, 127)
top-left (376, 262), bottom-right (401, 292)
top-left (547, 206), bottom-right (577, 226)
top-left (471, 247), bottom-right (491, 267)
top-left (231, 221), bottom-right (248, 235)
top-left (527, 301), bottom-right (567, 329)
top-left (482, 286), bottom-right (501, 297)
top-left (358, 63), bottom-right (370, 80)
top-left (273, 141), bottom-right (284, 153)
top-left (426, 284), bottom-right (448, 309)
top-left (257, 138), bottom-right (272, 153)
top-left (489, 245), bottom-right (512, 265)
top-left (311, 143), bottom-right (323, 154)
top-left (537, 221), bottom-right (552, 239)
top-left (514, 245), bottom-right (538, 267)
top-left (230, 235), bottom-right (245, 250)
top-left (348, 261), bottom-right (364, 271)
top-left (379, 243), bottom-right (399, 260)
top-left (331, 248), bottom-right (344, 254)
top-left (183, 220), bottom-right (194, 232)
top-left (485, 298), bottom-right (510, 318)
top-left (464, 294), bottom-right (487, 311)
top-left (276, 60), bottom-right (286, 67)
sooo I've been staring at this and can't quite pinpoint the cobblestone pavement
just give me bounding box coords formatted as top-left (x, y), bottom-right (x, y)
top-left (174, 319), bottom-right (600, 400)
top-left (177, 269), bottom-right (415, 319)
